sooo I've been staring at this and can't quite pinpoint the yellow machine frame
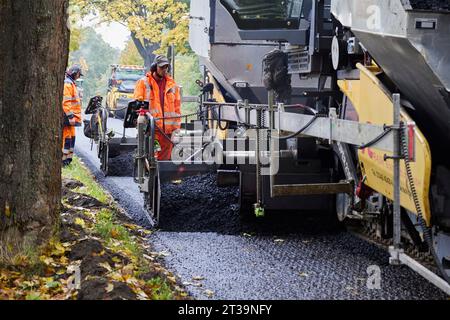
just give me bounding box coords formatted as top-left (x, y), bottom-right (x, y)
top-left (338, 63), bottom-right (433, 225)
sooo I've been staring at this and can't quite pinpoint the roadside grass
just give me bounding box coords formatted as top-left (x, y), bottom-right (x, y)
top-left (61, 156), bottom-right (185, 300)
top-left (94, 208), bottom-right (142, 259)
top-left (62, 157), bottom-right (109, 203)
top-left (0, 156), bottom-right (186, 300)
top-left (146, 277), bottom-right (173, 300)
top-left (63, 156), bottom-right (143, 261)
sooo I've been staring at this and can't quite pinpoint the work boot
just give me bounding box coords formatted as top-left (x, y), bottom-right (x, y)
top-left (62, 159), bottom-right (72, 167)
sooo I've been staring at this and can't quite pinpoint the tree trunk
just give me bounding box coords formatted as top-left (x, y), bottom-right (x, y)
top-left (0, 0), bottom-right (69, 261)
top-left (131, 33), bottom-right (159, 71)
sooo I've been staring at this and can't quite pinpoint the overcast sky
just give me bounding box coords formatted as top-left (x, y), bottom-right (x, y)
top-left (95, 22), bottom-right (130, 50)
top-left (80, 14), bottom-right (130, 50)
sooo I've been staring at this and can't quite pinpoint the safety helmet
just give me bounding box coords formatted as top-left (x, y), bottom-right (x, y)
top-left (67, 64), bottom-right (84, 78)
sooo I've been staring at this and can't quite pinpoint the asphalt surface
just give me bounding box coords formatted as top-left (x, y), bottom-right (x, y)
top-left (75, 117), bottom-right (448, 300)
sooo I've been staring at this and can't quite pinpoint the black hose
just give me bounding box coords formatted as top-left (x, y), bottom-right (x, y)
top-left (275, 114), bottom-right (324, 141)
top-left (212, 105), bottom-right (229, 131)
top-left (359, 126), bottom-right (392, 149)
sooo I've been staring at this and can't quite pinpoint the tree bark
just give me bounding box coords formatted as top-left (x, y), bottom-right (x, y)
top-left (0, 0), bottom-right (69, 261)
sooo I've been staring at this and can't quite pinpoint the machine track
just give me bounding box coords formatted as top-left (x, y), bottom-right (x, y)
top-left (348, 220), bottom-right (439, 276)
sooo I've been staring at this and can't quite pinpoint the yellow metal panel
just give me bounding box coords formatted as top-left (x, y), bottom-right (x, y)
top-left (207, 73), bottom-right (228, 140)
top-left (338, 64), bottom-right (432, 225)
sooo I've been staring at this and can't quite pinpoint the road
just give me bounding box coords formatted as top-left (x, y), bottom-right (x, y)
top-left (75, 117), bottom-right (448, 300)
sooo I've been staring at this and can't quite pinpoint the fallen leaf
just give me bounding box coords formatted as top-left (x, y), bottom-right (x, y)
top-left (123, 223), bottom-right (139, 230)
top-left (40, 256), bottom-right (54, 266)
top-left (5, 202), bottom-right (11, 218)
top-left (122, 264), bottom-right (134, 277)
top-left (136, 290), bottom-right (149, 300)
top-left (44, 266), bottom-right (56, 276)
top-left (274, 239), bottom-right (285, 243)
top-left (204, 290), bottom-right (214, 297)
top-left (110, 228), bottom-right (120, 239)
top-left (299, 272), bottom-right (309, 278)
top-left (110, 272), bottom-right (124, 282)
top-left (105, 283), bottom-right (114, 293)
top-left (125, 277), bottom-right (140, 286)
top-left (51, 243), bottom-right (66, 256)
top-left (112, 256), bottom-right (122, 263)
top-left (110, 239), bottom-right (123, 247)
top-left (45, 280), bottom-right (60, 289)
top-left (98, 262), bottom-right (112, 272)
top-left (59, 256), bottom-right (69, 265)
top-left (56, 269), bottom-right (66, 275)
top-left (192, 276), bottom-right (204, 281)
top-left (142, 254), bottom-right (154, 261)
top-left (74, 218), bottom-right (86, 228)
top-left (25, 292), bottom-right (42, 300)
top-left (139, 229), bottom-right (153, 236)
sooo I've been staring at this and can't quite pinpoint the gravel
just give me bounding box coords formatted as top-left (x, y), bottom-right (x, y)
top-left (108, 151), bottom-right (135, 177)
top-left (159, 173), bottom-right (241, 234)
top-left (151, 230), bottom-right (448, 300)
top-left (75, 124), bottom-right (449, 300)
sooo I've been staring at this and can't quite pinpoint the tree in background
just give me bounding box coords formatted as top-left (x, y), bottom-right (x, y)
top-left (72, 0), bottom-right (189, 69)
top-left (175, 55), bottom-right (202, 115)
top-left (120, 39), bottom-right (145, 66)
top-left (70, 28), bottom-right (120, 100)
top-left (70, 28), bottom-right (82, 52)
top-left (69, 0), bottom-right (202, 116)
top-left (0, 0), bottom-right (69, 261)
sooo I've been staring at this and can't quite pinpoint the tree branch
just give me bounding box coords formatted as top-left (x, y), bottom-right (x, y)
top-left (131, 32), bottom-right (146, 59)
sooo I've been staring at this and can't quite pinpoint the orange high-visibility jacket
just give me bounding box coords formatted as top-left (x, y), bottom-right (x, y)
top-left (62, 76), bottom-right (82, 126)
top-left (133, 73), bottom-right (181, 134)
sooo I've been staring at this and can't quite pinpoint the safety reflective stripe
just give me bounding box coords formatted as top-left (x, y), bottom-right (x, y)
top-left (164, 121), bottom-right (180, 126)
top-left (64, 102), bottom-right (80, 107)
top-left (166, 86), bottom-right (178, 94)
top-left (143, 79), bottom-right (152, 102)
top-left (164, 112), bottom-right (181, 118)
top-left (64, 97), bottom-right (80, 102)
top-left (149, 109), bottom-right (159, 115)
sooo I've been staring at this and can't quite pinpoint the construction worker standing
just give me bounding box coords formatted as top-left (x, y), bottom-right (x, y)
top-left (62, 65), bottom-right (83, 166)
top-left (133, 55), bottom-right (181, 160)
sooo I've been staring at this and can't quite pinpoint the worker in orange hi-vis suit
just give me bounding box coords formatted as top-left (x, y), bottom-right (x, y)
top-left (133, 55), bottom-right (181, 160)
top-left (62, 65), bottom-right (83, 166)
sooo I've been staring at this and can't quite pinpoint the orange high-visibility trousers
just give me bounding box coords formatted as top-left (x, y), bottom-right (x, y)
top-left (62, 126), bottom-right (76, 162)
top-left (155, 132), bottom-right (173, 161)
